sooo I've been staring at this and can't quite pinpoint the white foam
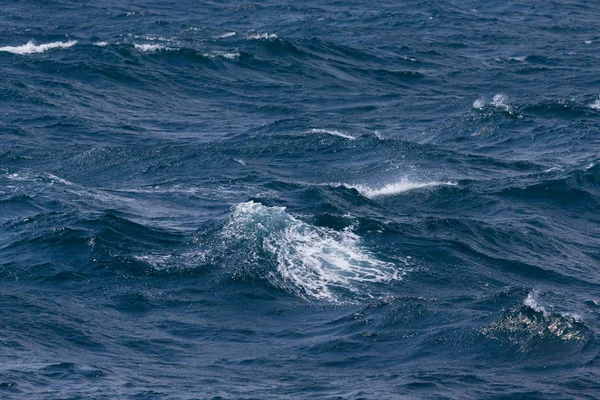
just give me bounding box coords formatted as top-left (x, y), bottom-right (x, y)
top-left (584, 40), bottom-right (592, 45)
top-left (524, 290), bottom-right (583, 321)
top-left (490, 94), bottom-right (512, 112)
top-left (6, 171), bottom-right (74, 186)
top-left (134, 43), bottom-right (174, 52)
top-left (222, 201), bottom-right (404, 302)
top-left (345, 180), bottom-right (456, 199)
top-left (524, 290), bottom-right (548, 317)
top-left (93, 41), bottom-right (108, 47)
top-left (217, 32), bottom-right (236, 39)
top-left (0, 40), bottom-right (77, 54)
top-left (308, 128), bottom-right (355, 140)
top-left (472, 97), bottom-right (486, 110)
top-left (508, 56), bottom-right (527, 62)
top-left (221, 52), bottom-right (240, 60)
top-left (202, 51), bottom-right (240, 60)
top-left (543, 166), bottom-right (562, 173)
top-left (589, 97), bottom-right (600, 110)
top-left (246, 33), bottom-right (278, 40)
top-left (473, 94), bottom-right (520, 117)
top-left (372, 130), bottom-right (385, 140)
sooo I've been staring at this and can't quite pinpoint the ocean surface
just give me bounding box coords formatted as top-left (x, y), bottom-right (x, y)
top-left (1, 1), bottom-right (599, 398)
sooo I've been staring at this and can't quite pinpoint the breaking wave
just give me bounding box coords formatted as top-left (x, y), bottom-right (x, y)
top-left (342, 180), bottom-right (457, 198)
top-left (133, 43), bottom-right (176, 52)
top-left (246, 33), bottom-right (278, 40)
top-left (0, 40), bottom-right (77, 54)
top-left (308, 128), bottom-right (355, 140)
top-left (221, 201), bottom-right (404, 302)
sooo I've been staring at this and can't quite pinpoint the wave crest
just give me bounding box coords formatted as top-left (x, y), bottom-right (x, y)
top-left (133, 43), bottom-right (175, 52)
top-left (222, 201), bottom-right (404, 302)
top-left (308, 128), bottom-right (355, 140)
top-left (0, 40), bottom-right (77, 54)
top-left (342, 180), bottom-right (457, 199)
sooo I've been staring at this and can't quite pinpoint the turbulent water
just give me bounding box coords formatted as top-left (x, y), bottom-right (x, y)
top-left (1, 1), bottom-right (600, 398)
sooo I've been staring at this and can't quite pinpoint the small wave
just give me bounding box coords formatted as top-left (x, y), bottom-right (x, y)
top-left (133, 43), bottom-right (175, 52)
top-left (0, 40), bottom-right (77, 55)
top-left (371, 130), bottom-right (385, 140)
top-left (221, 201), bottom-right (403, 302)
top-left (216, 32), bottom-right (236, 39)
top-left (308, 128), bottom-right (355, 140)
top-left (93, 41), bottom-right (109, 47)
top-left (523, 290), bottom-right (549, 317)
top-left (344, 180), bottom-right (457, 199)
top-left (246, 33), bottom-right (278, 40)
top-left (134, 251), bottom-right (209, 272)
top-left (508, 56), bottom-right (527, 62)
top-left (473, 94), bottom-right (521, 117)
top-left (543, 166), bottom-right (563, 173)
top-left (490, 94), bottom-right (511, 112)
top-left (481, 290), bottom-right (589, 345)
top-left (6, 171), bottom-right (74, 186)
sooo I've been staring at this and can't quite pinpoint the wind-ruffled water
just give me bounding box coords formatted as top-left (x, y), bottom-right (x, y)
top-left (1, 1), bottom-right (599, 399)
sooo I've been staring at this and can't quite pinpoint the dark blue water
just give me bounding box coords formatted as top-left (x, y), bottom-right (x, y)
top-left (1, 1), bottom-right (600, 398)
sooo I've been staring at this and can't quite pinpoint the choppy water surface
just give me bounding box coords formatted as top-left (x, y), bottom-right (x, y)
top-left (1, 1), bottom-right (599, 398)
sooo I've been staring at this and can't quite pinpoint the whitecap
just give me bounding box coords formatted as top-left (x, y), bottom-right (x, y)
top-left (472, 97), bottom-right (486, 110)
top-left (222, 201), bottom-right (404, 302)
top-left (308, 128), bottom-right (355, 140)
top-left (473, 93), bottom-right (520, 117)
top-left (93, 41), bottom-right (109, 47)
top-left (588, 97), bottom-right (600, 110)
top-left (524, 290), bottom-right (548, 317)
top-left (0, 40), bottom-right (77, 55)
top-left (490, 93), bottom-right (512, 112)
top-left (372, 130), bottom-right (385, 140)
top-left (543, 166), bottom-right (562, 173)
top-left (508, 56), bottom-right (527, 62)
top-left (134, 43), bottom-right (174, 52)
top-left (246, 33), bottom-right (278, 40)
top-left (344, 180), bottom-right (457, 199)
top-left (216, 32), bottom-right (236, 39)
top-left (202, 51), bottom-right (240, 60)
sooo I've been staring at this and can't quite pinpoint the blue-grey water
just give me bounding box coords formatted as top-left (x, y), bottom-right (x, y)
top-left (1, 1), bottom-right (599, 398)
